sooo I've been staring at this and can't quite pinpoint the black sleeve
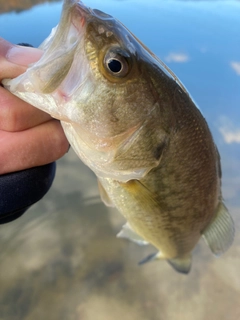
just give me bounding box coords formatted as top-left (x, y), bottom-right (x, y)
top-left (0, 162), bottom-right (56, 224)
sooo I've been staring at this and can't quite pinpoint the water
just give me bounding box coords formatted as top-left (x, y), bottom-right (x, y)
top-left (0, 1), bottom-right (240, 319)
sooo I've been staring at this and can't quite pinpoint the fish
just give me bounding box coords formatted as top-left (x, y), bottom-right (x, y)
top-left (3, 0), bottom-right (234, 274)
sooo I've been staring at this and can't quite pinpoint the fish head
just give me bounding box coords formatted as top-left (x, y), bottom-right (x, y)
top-left (6, 0), bottom-right (158, 135)
top-left (4, 0), bottom-right (172, 180)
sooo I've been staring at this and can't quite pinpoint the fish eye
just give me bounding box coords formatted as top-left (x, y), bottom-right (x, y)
top-left (104, 49), bottom-right (130, 77)
top-left (107, 59), bottom-right (122, 73)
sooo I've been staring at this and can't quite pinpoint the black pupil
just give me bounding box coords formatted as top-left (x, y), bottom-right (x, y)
top-left (108, 59), bottom-right (122, 73)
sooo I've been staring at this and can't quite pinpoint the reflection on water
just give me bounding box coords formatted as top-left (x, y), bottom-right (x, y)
top-left (1, 151), bottom-right (240, 320)
top-left (0, 1), bottom-right (240, 319)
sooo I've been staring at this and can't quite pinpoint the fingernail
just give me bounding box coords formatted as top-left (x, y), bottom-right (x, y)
top-left (6, 45), bottom-right (43, 66)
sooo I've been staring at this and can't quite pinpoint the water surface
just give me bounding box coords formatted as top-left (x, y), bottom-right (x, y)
top-left (0, 1), bottom-right (240, 320)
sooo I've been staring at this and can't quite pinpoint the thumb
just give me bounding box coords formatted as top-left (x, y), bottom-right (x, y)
top-left (0, 37), bottom-right (43, 80)
top-left (2, 39), bottom-right (43, 66)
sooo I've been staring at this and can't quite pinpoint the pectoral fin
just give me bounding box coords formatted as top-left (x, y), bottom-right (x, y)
top-left (117, 223), bottom-right (149, 246)
top-left (202, 201), bottom-right (235, 256)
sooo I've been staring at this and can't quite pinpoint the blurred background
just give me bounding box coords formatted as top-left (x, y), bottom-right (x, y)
top-left (0, 1), bottom-right (240, 319)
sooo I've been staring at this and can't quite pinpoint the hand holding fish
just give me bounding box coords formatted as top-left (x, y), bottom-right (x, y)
top-left (0, 38), bottom-right (69, 224)
top-left (0, 38), bottom-right (69, 174)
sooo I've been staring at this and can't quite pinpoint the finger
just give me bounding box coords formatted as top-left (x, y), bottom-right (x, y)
top-left (0, 119), bottom-right (69, 175)
top-left (0, 38), bottom-right (43, 80)
top-left (0, 86), bottom-right (51, 131)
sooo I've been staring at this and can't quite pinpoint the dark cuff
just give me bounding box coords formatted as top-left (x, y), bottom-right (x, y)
top-left (0, 162), bottom-right (56, 224)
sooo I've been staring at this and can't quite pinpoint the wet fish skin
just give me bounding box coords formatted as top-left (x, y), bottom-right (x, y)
top-left (3, 0), bottom-right (234, 274)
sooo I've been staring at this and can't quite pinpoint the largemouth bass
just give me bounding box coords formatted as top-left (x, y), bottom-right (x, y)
top-left (3, 0), bottom-right (234, 274)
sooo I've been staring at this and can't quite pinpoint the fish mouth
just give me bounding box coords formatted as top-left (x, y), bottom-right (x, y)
top-left (39, 1), bottom-right (88, 54)
top-left (21, 1), bottom-right (95, 98)
top-left (4, 0), bottom-right (116, 98)
top-left (4, 0), bottom-right (118, 121)
top-left (2, 1), bottom-right (95, 117)
top-left (36, 1), bottom-right (115, 97)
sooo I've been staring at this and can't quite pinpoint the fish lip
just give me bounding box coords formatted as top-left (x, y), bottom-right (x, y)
top-left (66, 1), bottom-right (88, 34)
top-left (75, 0), bottom-right (90, 15)
top-left (70, 1), bottom-right (113, 35)
top-left (74, 1), bottom-right (113, 21)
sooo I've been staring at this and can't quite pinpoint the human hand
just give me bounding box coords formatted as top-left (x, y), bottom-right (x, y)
top-left (0, 38), bottom-right (69, 175)
top-left (0, 38), bottom-right (70, 223)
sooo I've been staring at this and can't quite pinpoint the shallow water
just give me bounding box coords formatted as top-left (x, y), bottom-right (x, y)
top-left (0, 1), bottom-right (240, 319)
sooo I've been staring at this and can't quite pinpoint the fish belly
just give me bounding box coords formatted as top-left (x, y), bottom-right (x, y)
top-left (98, 176), bottom-right (201, 260)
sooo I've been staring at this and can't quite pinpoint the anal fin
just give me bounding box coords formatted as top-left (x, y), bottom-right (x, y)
top-left (139, 252), bottom-right (191, 274)
top-left (202, 201), bottom-right (235, 256)
top-left (167, 255), bottom-right (192, 274)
